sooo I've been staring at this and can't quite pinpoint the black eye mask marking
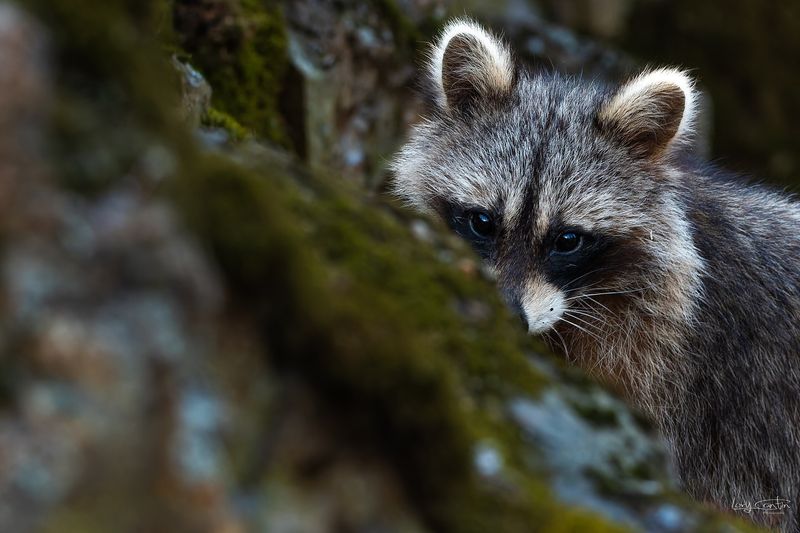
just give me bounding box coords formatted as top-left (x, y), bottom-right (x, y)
top-left (542, 226), bottom-right (610, 291)
top-left (438, 200), bottom-right (622, 295)
top-left (445, 202), bottom-right (498, 260)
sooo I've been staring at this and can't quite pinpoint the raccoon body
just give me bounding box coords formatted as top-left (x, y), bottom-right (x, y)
top-left (392, 19), bottom-right (800, 531)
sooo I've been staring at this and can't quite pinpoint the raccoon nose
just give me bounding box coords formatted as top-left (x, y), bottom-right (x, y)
top-left (518, 312), bottom-right (530, 330)
top-left (505, 296), bottom-right (529, 330)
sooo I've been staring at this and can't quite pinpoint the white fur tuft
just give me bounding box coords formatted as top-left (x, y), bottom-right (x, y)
top-left (521, 279), bottom-right (566, 334)
top-left (602, 67), bottom-right (698, 148)
top-left (618, 68), bottom-right (697, 139)
top-left (428, 18), bottom-right (514, 110)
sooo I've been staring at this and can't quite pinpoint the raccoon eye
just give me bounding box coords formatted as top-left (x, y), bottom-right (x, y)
top-left (553, 231), bottom-right (582, 253)
top-left (468, 211), bottom-right (496, 239)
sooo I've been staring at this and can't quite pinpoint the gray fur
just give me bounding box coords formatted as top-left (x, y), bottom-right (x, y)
top-left (392, 19), bottom-right (800, 531)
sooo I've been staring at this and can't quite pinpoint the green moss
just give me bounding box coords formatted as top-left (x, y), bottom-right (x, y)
top-left (23, 0), bottom-right (771, 529)
top-left (202, 107), bottom-right (250, 141)
top-left (173, 153), bottom-right (467, 511)
top-left (171, 145), bottom-right (632, 531)
top-left (170, 141), bottom-right (767, 530)
top-left (172, 0), bottom-right (289, 146)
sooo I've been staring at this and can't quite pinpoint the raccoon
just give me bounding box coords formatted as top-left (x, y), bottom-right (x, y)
top-left (392, 19), bottom-right (800, 531)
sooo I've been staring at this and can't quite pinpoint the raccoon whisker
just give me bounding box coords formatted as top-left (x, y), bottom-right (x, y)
top-left (562, 305), bottom-right (602, 319)
top-left (557, 316), bottom-right (594, 338)
top-left (572, 297), bottom-right (622, 324)
top-left (561, 268), bottom-right (613, 291)
top-left (570, 297), bottom-right (616, 321)
top-left (567, 299), bottom-right (613, 322)
top-left (563, 308), bottom-right (606, 326)
top-left (564, 287), bottom-right (627, 300)
top-left (560, 315), bottom-right (604, 344)
top-left (564, 278), bottom-right (608, 295)
top-left (563, 312), bottom-right (607, 341)
top-left (564, 310), bottom-right (618, 374)
top-left (565, 321), bottom-right (606, 347)
top-left (563, 284), bottom-right (624, 301)
top-left (572, 283), bottom-right (660, 299)
top-left (580, 295), bottom-right (615, 316)
top-left (548, 328), bottom-right (570, 360)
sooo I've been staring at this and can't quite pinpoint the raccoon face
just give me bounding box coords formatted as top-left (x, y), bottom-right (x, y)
top-left (392, 19), bottom-right (700, 338)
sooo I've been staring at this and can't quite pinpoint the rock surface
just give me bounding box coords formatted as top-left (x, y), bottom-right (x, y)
top-left (0, 1), bottom-right (767, 532)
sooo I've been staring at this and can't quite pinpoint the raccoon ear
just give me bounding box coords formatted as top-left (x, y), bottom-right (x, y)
top-left (429, 19), bottom-right (515, 113)
top-left (596, 68), bottom-right (697, 158)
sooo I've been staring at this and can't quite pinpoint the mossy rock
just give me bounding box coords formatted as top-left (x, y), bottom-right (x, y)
top-left (202, 106), bottom-right (250, 140)
top-left (173, 0), bottom-right (288, 145)
top-left (171, 143), bottom-right (764, 532)
top-left (18, 0), bottom-right (770, 531)
top-left (172, 139), bottom-right (636, 532)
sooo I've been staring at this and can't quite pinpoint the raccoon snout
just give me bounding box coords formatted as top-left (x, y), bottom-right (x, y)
top-left (502, 281), bottom-right (565, 334)
top-left (521, 282), bottom-right (566, 335)
top-left (503, 295), bottom-right (530, 330)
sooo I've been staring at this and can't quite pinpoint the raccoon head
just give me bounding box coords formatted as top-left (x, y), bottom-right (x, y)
top-left (392, 19), bottom-right (704, 362)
